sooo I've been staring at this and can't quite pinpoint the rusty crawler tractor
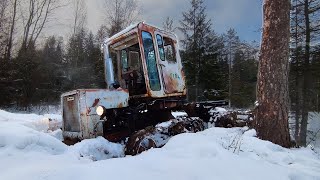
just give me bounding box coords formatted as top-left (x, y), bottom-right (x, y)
top-left (62, 22), bottom-right (227, 155)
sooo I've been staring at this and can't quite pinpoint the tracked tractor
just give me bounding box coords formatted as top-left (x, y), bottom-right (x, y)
top-left (61, 22), bottom-right (228, 155)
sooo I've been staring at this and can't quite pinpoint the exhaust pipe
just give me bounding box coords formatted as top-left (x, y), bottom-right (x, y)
top-left (103, 43), bottom-right (119, 89)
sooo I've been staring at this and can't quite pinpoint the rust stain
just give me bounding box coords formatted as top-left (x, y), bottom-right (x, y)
top-left (92, 98), bottom-right (100, 107)
top-left (117, 102), bottom-right (123, 108)
top-left (86, 108), bottom-right (91, 115)
top-left (67, 101), bottom-right (74, 109)
top-left (110, 34), bottom-right (127, 44)
top-left (138, 23), bottom-right (156, 34)
top-left (116, 88), bottom-right (129, 93)
top-left (163, 72), bottom-right (178, 94)
top-left (137, 25), bottom-right (151, 98)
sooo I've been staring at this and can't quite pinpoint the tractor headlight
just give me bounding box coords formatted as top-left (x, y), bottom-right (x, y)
top-left (96, 106), bottom-right (106, 116)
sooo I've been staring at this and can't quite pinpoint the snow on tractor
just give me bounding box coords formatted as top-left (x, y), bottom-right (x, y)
top-left (61, 22), bottom-right (229, 155)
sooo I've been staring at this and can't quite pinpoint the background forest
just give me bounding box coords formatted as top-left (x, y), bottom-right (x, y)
top-left (0, 0), bottom-right (319, 142)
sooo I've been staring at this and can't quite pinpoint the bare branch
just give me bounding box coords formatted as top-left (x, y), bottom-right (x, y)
top-left (19, 0), bottom-right (63, 50)
top-left (102, 0), bottom-right (140, 36)
top-left (72, 0), bottom-right (87, 35)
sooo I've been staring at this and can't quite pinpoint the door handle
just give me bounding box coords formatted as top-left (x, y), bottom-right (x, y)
top-left (159, 63), bottom-right (166, 67)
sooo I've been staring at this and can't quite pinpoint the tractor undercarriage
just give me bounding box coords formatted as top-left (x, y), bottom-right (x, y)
top-left (62, 93), bottom-right (250, 156)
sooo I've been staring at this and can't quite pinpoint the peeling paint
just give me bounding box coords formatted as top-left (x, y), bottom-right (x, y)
top-left (62, 89), bottom-right (129, 141)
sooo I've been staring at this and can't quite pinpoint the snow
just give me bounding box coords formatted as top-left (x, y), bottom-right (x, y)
top-left (308, 112), bottom-right (320, 149)
top-left (104, 22), bottom-right (140, 44)
top-left (237, 114), bottom-right (249, 120)
top-left (68, 137), bottom-right (125, 161)
top-left (0, 109), bottom-right (62, 132)
top-left (0, 122), bottom-right (67, 155)
top-left (0, 109), bottom-right (320, 180)
top-left (172, 111), bottom-right (188, 118)
top-left (289, 111), bottom-right (320, 151)
top-left (208, 107), bottom-right (229, 127)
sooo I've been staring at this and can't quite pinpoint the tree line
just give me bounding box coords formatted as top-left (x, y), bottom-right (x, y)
top-left (289, 0), bottom-right (320, 146)
top-left (0, 0), bottom-right (105, 110)
top-left (181, 0), bottom-right (320, 147)
top-left (0, 0), bottom-right (259, 110)
top-left (177, 0), bottom-right (259, 108)
top-left (0, 0), bottom-right (319, 136)
top-left (0, 0), bottom-right (140, 110)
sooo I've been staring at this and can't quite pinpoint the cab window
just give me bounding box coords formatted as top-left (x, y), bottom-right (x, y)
top-left (163, 37), bottom-right (176, 63)
top-left (121, 50), bottom-right (128, 72)
top-left (142, 31), bottom-right (161, 91)
top-left (156, 34), bottom-right (165, 61)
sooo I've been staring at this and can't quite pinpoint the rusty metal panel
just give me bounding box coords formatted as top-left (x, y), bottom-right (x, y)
top-left (62, 89), bottom-right (129, 140)
top-left (160, 62), bottom-right (186, 94)
top-left (62, 93), bottom-right (80, 132)
top-left (104, 24), bottom-right (139, 46)
top-left (83, 89), bottom-right (129, 111)
top-left (153, 30), bottom-right (186, 94)
top-left (138, 23), bottom-right (186, 97)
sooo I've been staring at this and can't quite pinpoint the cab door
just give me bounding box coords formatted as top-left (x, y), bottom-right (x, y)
top-left (155, 34), bottom-right (185, 94)
top-left (140, 31), bottom-right (162, 93)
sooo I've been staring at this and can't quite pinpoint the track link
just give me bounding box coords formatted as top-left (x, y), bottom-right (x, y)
top-left (125, 117), bottom-right (205, 155)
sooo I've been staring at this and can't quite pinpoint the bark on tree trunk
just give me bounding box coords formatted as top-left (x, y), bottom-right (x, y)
top-left (254, 0), bottom-right (291, 148)
top-left (299, 0), bottom-right (312, 147)
top-left (293, 0), bottom-right (301, 145)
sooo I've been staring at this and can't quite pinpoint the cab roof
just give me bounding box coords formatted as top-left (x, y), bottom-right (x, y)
top-left (103, 22), bottom-right (177, 45)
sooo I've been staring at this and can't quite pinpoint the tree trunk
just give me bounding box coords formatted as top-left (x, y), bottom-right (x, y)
top-left (254, 0), bottom-right (291, 148)
top-left (294, 75), bottom-right (302, 144)
top-left (228, 44), bottom-right (232, 108)
top-left (292, 0), bottom-right (301, 145)
top-left (299, 0), bottom-right (312, 146)
top-left (5, 0), bottom-right (17, 60)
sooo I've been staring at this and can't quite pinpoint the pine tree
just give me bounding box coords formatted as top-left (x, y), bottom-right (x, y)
top-left (66, 28), bottom-right (87, 89)
top-left (163, 17), bottom-right (175, 32)
top-left (35, 36), bottom-right (65, 105)
top-left (84, 32), bottom-right (104, 88)
top-left (224, 28), bottom-right (240, 107)
top-left (179, 0), bottom-right (223, 101)
top-left (231, 49), bottom-right (258, 108)
top-left (255, 0), bottom-right (291, 147)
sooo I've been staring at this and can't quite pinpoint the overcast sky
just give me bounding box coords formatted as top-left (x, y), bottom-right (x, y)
top-left (47, 0), bottom-right (263, 43)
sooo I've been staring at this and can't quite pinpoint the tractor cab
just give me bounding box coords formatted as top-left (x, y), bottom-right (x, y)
top-left (103, 22), bottom-right (186, 99)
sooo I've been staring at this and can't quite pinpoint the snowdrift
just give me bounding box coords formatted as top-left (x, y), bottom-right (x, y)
top-left (69, 137), bottom-right (125, 161)
top-left (0, 122), bottom-right (67, 155)
top-left (0, 110), bottom-right (66, 155)
top-left (0, 109), bottom-right (319, 180)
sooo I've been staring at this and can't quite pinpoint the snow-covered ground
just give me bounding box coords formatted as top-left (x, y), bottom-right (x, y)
top-left (0, 109), bottom-right (320, 180)
top-left (307, 112), bottom-right (320, 149)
